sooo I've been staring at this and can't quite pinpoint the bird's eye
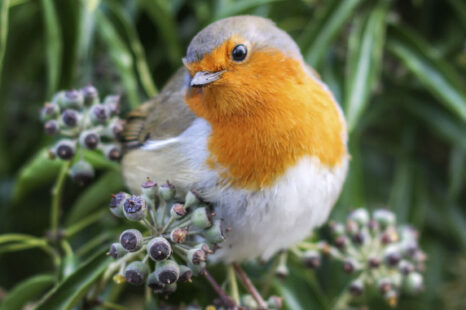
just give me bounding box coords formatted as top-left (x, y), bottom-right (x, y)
top-left (231, 44), bottom-right (248, 62)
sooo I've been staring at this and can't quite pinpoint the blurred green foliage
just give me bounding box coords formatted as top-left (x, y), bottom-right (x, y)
top-left (0, 0), bottom-right (465, 309)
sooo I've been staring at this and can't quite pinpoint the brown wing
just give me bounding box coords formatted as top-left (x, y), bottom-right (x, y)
top-left (123, 67), bottom-right (197, 148)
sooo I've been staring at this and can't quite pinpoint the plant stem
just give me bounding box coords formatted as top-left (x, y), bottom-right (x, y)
top-left (50, 160), bottom-right (71, 235)
top-left (100, 301), bottom-right (130, 310)
top-left (227, 264), bottom-right (240, 305)
top-left (233, 263), bottom-right (268, 309)
top-left (65, 208), bottom-right (107, 238)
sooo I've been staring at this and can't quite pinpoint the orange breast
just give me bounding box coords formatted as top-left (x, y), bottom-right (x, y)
top-left (185, 49), bottom-right (347, 190)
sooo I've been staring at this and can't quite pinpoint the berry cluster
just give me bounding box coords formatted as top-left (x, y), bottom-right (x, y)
top-left (40, 87), bottom-right (124, 184)
top-left (297, 208), bottom-right (426, 308)
top-left (106, 179), bottom-right (225, 296)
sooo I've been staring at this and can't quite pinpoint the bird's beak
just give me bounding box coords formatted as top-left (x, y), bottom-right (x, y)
top-left (190, 70), bottom-right (225, 87)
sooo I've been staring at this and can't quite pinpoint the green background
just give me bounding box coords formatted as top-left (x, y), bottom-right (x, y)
top-left (0, 0), bottom-right (465, 309)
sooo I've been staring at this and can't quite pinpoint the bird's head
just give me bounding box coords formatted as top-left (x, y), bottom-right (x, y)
top-left (183, 16), bottom-right (309, 119)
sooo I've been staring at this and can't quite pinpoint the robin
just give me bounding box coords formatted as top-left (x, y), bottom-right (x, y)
top-left (122, 15), bottom-right (348, 265)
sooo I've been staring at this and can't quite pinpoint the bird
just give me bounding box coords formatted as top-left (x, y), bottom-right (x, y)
top-left (121, 15), bottom-right (349, 264)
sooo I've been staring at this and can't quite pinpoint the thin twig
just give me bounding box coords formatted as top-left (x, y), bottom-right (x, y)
top-left (227, 264), bottom-right (240, 305)
top-left (233, 263), bottom-right (268, 309)
top-left (203, 269), bottom-right (236, 309)
top-left (50, 160), bottom-right (72, 234)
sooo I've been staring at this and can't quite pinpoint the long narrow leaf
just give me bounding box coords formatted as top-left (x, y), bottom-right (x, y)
top-left (65, 170), bottom-right (124, 225)
top-left (399, 96), bottom-right (466, 151)
top-left (214, 0), bottom-right (282, 19)
top-left (387, 26), bottom-right (466, 122)
top-left (141, 0), bottom-right (181, 66)
top-left (299, 0), bottom-right (362, 68)
top-left (344, 3), bottom-right (389, 132)
top-left (41, 0), bottom-right (62, 96)
top-left (13, 149), bottom-right (62, 202)
top-left (34, 250), bottom-right (111, 310)
top-left (0, 0), bottom-right (9, 84)
top-left (105, 1), bottom-right (157, 97)
top-left (96, 10), bottom-right (140, 108)
top-left (0, 274), bottom-right (55, 310)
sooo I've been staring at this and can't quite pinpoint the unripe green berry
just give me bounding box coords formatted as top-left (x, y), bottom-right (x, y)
top-left (103, 95), bottom-right (121, 116)
top-left (141, 179), bottom-right (158, 200)
top-left (159, 182), bottom-right (175, 201)
top-left (125, 261), bottom-right (149, 286)
top-left (275, 264), bottom-right (289, 278)
top-left (399, 260), bottom-right (414, 275)
top-left (170, 203), bottom-right (187, 218)
top-left (329, 221), bottom-right (345, 236)
top-left (108, 242), bottom-right (127, 259)
top-left (343, 258), bottom-right (358, 274)
top-left (147, 272), bottom-right (165, 291)
top-left (384, 290), bottom-right (398, 307)
top-left (70, 160), bottom-right (94, 185)
top-left (119, 229), bottom-right (143, 252)
top-left (191, 207), bottom-right (212, 229)
top-left (204, 219), bottom-right (224, 243)
top-left (384, 245), bottom-right (402, 267)
top-left (373, 209), bottom-right (396, 228)
top-left (81, 85), bottom-right (98, 106)
top-left (61, 90), bottom-right (84, 110)
top-left (90, 104), bottom-right (109, 124)
top-left (352, 231), bottom-right (366, 245)
top-left (123, 195), bottom-right (147, 221)
top-left (187, 260), bottom-right (205, 276)
top-left (61, 109), bottom-right (80, 128)
top-left (242, 295), bottom-right (257, 308)
top-left (404, 272), bottom-right (423, 294)
top-left (162, 282), bottom-right (177, 295)
top-left (155, 260), bottom-right (180, 285)
top-left (44, 120), bottom-right (59, 136)
top-left (100, 144), bottom-right (121, 161)
top-left (349, 280), bottom-right (364, 296)
top-left (109, 192), bottom-right (129, 218)
top-left (187, 248), bottom-right (206, 265)
top-left (178, 265), bottom-right (193, 283)
top-left (345, 219), bottom-right (359, 235)
top-left (170, 228), bottom-right (187, 243)
top-left (148, 237), bottom-right (172, 261)
top-left (369, 256), bottom-right (381, 268)
top-left (55, 139), bottom-right (76, 160)
top-left (105, 118), bottom-right (124, 140)
top-left (377, 278), bottom-right (393, 294)
top-left (184, 191), bottom-right (200, 209)
top-left (267, 296), bottom-right (283, 309)
top-left (79, 130), bottom-right (100, 150)
top-left (41, 102), bottom-right (60, 121)
top-left (348, 208), bottom-right (370, 226)
top-left (302, 250), bottom-right (321, 269)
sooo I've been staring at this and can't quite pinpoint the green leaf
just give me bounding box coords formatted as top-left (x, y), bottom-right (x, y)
top-left (0, 0), bottom-right (10, 85)
top-left (34, 250), bottom-right (111, 310)
top-left (140, 0), bottom-right (181, 67)
top-left (65, 170), bottom-right (124, 225)
top-left (214, 0), bottom-right (282, 19)
top-left (13, 149), bottom-right (62, 202)
top-left (83, 149), bottom-right (120, 171)
top-left (299, 0), bottom-right (362, 68)
top-left (96, 9), bottom-right (140, 108)
top-left (273, 266), bottom-right (329, 310)
top-left (387, 25), bottom-right (466, 122)
top-left (399, 96), bottom-right (466, 151)
top-left (344, 3), bottom-right (389, 132)
top-left (105, 1), bottom-right (158, 97)
top-left (41, 0), bottom-right (63, 96)
top-left (0, 274), bottom-right (55, 310)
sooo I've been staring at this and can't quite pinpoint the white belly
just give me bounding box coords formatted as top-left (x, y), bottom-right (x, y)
top-left (177, 119), bottom-right (349, 262)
